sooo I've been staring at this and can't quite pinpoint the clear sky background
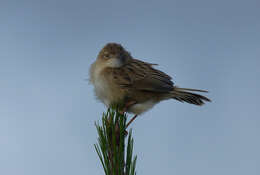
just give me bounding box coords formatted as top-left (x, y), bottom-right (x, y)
top-left (0, 0), bottom-right (259, 175)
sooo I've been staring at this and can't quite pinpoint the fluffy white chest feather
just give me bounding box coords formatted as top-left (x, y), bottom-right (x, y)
top-left (91, 64), bottom-right (111, 106)
top-left (91, 61), bottom-right (126, 107)
top-left (94, 77), bottom-right (110, 106)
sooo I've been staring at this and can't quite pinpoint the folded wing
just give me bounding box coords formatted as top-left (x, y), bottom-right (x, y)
top-left (112, 59), bottom-right (174, 93)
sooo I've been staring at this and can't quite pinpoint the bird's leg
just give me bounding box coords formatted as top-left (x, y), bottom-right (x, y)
top-left (126, 114), bottom-right (138, 128)
top-left (118, 100), bottom-right (138, 134)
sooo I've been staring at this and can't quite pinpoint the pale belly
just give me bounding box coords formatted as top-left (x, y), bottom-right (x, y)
top-left (93, 75), bottom-right (124, 107)
top-left (128, 100), bottom-right (157, 115)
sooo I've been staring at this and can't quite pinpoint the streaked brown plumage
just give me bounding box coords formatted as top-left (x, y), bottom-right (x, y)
top-left (90, 43), bottom-right (211, 117)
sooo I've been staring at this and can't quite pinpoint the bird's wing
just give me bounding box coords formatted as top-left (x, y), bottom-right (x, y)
top-left (112, 59), bottom-right (174, 93)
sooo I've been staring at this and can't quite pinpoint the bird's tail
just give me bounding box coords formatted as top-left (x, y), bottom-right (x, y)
top-left (170, 87), bottom-right (211, 106)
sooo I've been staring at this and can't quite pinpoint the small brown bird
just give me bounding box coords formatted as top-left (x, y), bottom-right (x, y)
top-left (90, 43), bottom-right (210, 126)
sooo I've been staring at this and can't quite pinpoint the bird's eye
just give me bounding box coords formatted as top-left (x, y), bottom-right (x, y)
top-left (103, 54), bottom-right (110, 59)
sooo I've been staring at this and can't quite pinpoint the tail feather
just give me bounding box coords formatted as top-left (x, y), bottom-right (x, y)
top-left (174, 87), bottom-right (209, 93)
top-left (171, 87), bottom-right (211, 106)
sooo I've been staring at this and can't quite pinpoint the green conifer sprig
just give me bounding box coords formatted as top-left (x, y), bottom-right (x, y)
top-left (94, 108), bottom-right (137, 175)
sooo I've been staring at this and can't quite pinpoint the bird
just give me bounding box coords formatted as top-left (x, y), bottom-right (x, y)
top-left (90, 43), bottom-right (211, 127)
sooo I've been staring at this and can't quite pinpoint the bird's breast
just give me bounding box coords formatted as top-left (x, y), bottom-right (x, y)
top-left (91, 63), bottom-right (125, 106)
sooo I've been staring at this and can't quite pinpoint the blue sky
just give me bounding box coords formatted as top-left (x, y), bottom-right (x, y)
top-left (0, 0), bottom-right (259, 175)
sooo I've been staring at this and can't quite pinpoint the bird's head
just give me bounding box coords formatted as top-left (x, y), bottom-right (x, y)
top-left (96, 43), bottom-right (131, 68)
